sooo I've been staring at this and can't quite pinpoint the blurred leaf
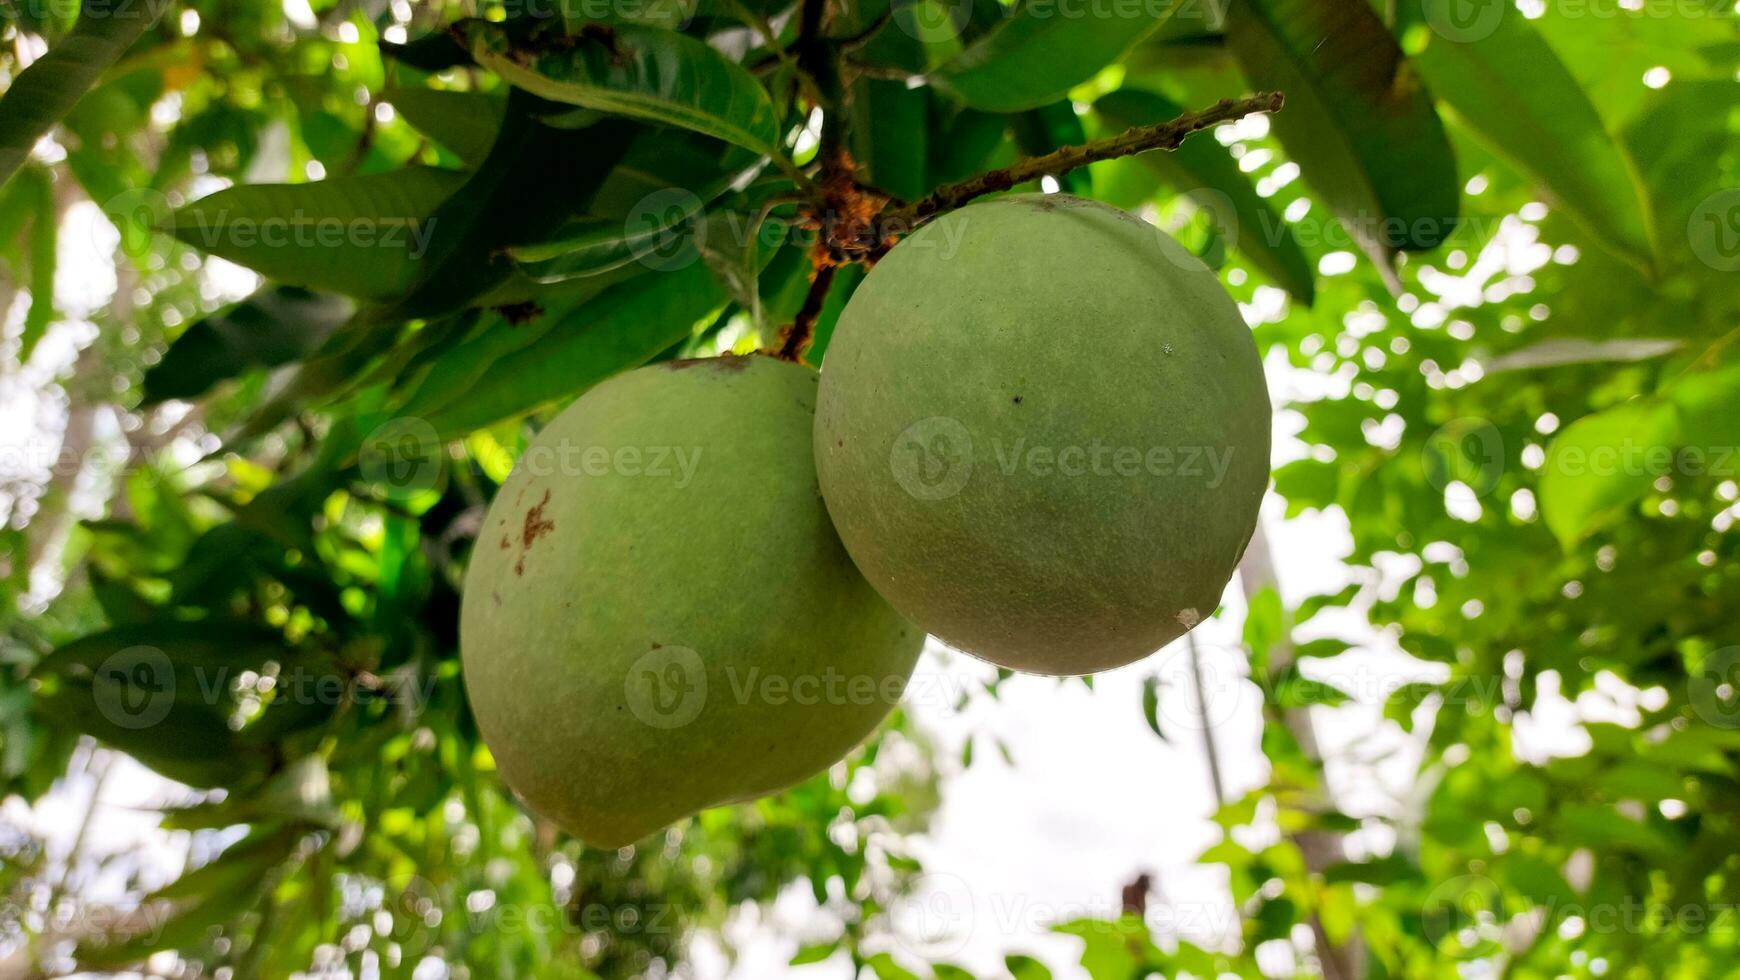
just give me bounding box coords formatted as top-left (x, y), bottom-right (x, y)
top-left (382, 87), bottom-right (507, 166)
top-left (930, 4), bottom-right (1169, 113)
top-left (1094, 88), bottom-right (1315, 303)
top-left (1140, 675), bottom-right (1165, 740)
top-left (0, 0), bottom-right (165, 187)
top-left (1224, 0), bottom-right (1459, 263)
top-left (1483, 337), bottom-right (1682, 373)
top-left (143, 287), bottom-right (355, 404)
top-left (1402, 1), bottom-right (1655, 270)
top-left (789, 941), bottom-right (839, 965)
top-left (1539, 397), bottom-right (1678, 547)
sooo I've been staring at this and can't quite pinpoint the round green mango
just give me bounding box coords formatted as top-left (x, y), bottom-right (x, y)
top-left (814, 194), bottom-right (1270, 675)
top-left (461, 355), bottom-right (922, 847)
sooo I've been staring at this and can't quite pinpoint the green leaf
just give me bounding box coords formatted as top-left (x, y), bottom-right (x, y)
top-left (1005, 954), bottom-right (1054, 980)
top-left (864, 952), bottom-right (922, 980)
top-left (33, 621), bottom-right (294, 787)
top-left (849, 77), bottom-right (931, 202)
top-left (788, 941), bottom-right (839, 965)
top-left (1224, 0), bottom-right (1459, 262)
top-left (464, 21), bottom-right (781, 155)
top-left (1094, 88), bottom-right (1315, 304)
top-left (414, 257), bottom-right (727, 436)
top-left (0, 0), bottom-right (165, 188)
top-left (1483, 337), bottom-right (1682, 373)
top-left (1141, 675), bottom-right (1165, 740)
top-left (1243, 585), bottom-right (1284, 670)
top-left (1539, 397), bottom-right (1679, 547)
top-left (20, 164), bottom-right (57, 360)
top-left (1401, 1), bottom-right (1655, 270)
top-left (389, 97), bottom-right (641, 317)
top-left (143, 287), bottom-right (355, 404)
top-left (382, 87), bottom-right (506, 166)
top-left (1664, 361), bottom-right (1740, 452)
top-left (167, 168), bottom-right (467, 302)
top-left (929, 3), bottom-right (1170, 113)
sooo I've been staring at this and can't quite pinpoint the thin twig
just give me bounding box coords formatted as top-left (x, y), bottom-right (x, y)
top-left (883, 92), bottom-right (1284, 227)
top-left (773, 264), bottom-right (837, 363)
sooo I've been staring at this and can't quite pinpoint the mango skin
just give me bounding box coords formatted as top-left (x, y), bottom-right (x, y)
top-left (461, 356), bottom-right (921, 847)
top-left (814, 194), bottom-right (1270, 675)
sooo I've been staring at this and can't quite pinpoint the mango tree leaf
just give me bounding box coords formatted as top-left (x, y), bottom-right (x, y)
top-left (411, 257), bottom-right (729, 436)
top-left (167, 168), bottom-right (467, 302)
top-left (32, 621), bottom-right (297, 787)
top-left (1663, 361), bottom-right (1740, 451)
top-left (0, 0), bottom-right (165, 187)
top-left (848, 77), bottom-right (931, 201)
top-left (143, 287), bottom-right (355, 404)
top-left (1539, 397), bottom-right (1679, 547)
top-left (389, 96), bottom-right (640, 317)
top-left (508, 127), bottom-right (758, 281)
top-left (19, 164), bottom-right (57, 360)
top-left (1400, 1), bottom-right (1655, 271)
top-left (929, 3), bottom-right (1170, 113)
top-left (381, 87), bottom-right (506, 166)
top-left (1094, 88), bottom-right (1315, 304)
top-left (464, 20), bottom-right (781, 155)
top-left (1483, 338), bottom-right (1682, 373)
top-left (1223, 0), bottom-right (1459, 264)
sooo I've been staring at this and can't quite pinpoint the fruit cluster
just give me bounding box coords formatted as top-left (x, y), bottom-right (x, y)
top-left (460, 195), bottom-right (1271, 846)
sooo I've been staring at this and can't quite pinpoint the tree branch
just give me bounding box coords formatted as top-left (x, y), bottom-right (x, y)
top-left (883, 92), bottom-right (1284, 227)
top-left (772, 264), bottom-right (837, 363)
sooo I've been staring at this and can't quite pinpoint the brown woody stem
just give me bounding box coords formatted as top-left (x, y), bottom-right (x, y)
top-left (773, 264), bottom-right (838, 363)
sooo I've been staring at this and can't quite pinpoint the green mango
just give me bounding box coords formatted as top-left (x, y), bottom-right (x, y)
top-left (815, 194), bottom-right (1270, 675)
top-left (461, 356), bottom-right (921, 847)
